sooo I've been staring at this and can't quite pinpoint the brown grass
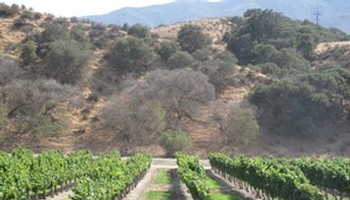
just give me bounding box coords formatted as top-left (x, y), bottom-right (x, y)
top-left (315, 41), bottom-right (350, 54)
top-left (152, 18), bottom-right (234, 51)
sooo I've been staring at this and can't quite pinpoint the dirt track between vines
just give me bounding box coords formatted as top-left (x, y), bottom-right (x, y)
top-left (49, 158), bottom-right (258, 200)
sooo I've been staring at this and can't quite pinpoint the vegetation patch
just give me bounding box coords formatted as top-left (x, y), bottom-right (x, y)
top-left (206, 177), bottom-right (240, 200)
top-left (145, 191), bottom-right (171, 200)
top-left (206, 178), bottom-right (221, 190)
top-left (152, 169), bottom-right (171, 185)
top-left (210, 193), bottom-right (240, 200)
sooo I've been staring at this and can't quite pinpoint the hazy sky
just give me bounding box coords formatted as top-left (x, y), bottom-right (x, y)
top-left (2, 0), bottom-right (177, 17)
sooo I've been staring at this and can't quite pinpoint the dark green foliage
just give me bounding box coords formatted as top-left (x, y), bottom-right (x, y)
top-left (166, 51), bottom-right (195, 69)
top-left (45, 40), bottom-right (89, 84)
top-left (127, 23), bottom-right (151, 38)
top-left (21, 40), bottom-right (37, 66)
top-left (108, 37), bottom-right (153, 73)
top-left (249, 67), bottom-right (350, 137)
top-left (225, 9), bottom-right (347, 77)
top-left (122, 23), bottom-right (129, 31)
top-left (87, 93), bottom-right (99, 102)
top-left (40, 23), bottom-right (69, 43)
top-left (209, 153), bottom-right (324, 200)
top-left (199, 51), bottom-right (238, 93)
top-left (192, 48), bottom-right (213, 62)
top-left (70, 25), bottom-right (90, 48)
top-left (25, 21), bottom-right (93, 84)
top-left (177, 24), bottom-right (211, 53)
top-left (156, 41), bottom-right (178, 61)
top-left (0, 3), bottom-right (19, 16)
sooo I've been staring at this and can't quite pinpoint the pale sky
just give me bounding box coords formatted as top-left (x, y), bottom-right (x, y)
top-left (1, 0), bottom-right (177, 17)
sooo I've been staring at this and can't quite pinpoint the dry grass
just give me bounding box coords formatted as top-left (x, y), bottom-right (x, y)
top-left (152, 18), bottom-right (234, 51)
top-left (315, 41), bottom-right (350, 54)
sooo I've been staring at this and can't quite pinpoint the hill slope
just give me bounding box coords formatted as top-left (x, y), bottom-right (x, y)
top-left (84, 0), bottom-right (350, 32)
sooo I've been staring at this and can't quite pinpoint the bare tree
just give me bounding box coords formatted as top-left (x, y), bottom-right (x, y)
top-left (139, 68), bottom-right (215, 122)
top-left (102, 90), bottom-right (166, 146)
top-left (0, 79), bottom-right (78, 134)
top-left (102, 68), bottom-right (216, 145)
top-left (211, 102), bottom-right (260, 145)
top-left (0, 57), bottom-right (26, 86)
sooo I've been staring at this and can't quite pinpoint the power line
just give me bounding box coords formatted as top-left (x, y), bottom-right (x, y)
top-left (314, 11), bottom-right (321, 26)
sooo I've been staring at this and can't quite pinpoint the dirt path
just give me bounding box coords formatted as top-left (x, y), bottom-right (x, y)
top-left (123, 167), bottom-right (158, 200)
top-left (46, 190), bottom-right (73, 200)
top-left (151, 158), bottom-right (210, 169)
top-left (129, 168), bottom-right (192, 200)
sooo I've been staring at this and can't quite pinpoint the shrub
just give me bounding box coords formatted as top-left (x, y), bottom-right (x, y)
top-left (127, 23), bottom-right (151, 38)
top-left (108, 37), bottom-right (153, 73)
top-left (21, 10), bottom-right (35, 20)
top-left (12, 18), bottom-right (27, 29)
top-left (103, 94), bottom-right (166, 146)
top-left (155, 41), bottom-right (178, 61)
top-left (0, 104), bottom-right (9, 140)
top-left (87, 93), bottom-right (99, 102)
top-left (70, 26), bottom-right (90, 48)
top-left (40, 23), bottom-right (69, 43)
top-left (166, 51), bottom-right (195, 69)
top-left (102, 68), bottom-right (215, 145)
top-left (45, 39), bottom-right (89, 84)
top-left (33, 12), bottom-right (42, 19)
top-left (24, 113), bottom-right (63, 136)
top-left (21, 40), bottom-right (37, 65)
top-left (160, 129), bottom-right (191, 156)
top-left (249, 68), bottom-right (350, 137)
top-left (0, 3), bottom-right (19, 16)
top-left (0, 57), bottom-right (25, 85)
top-left (177, 24), bottom-right (211, 53)
top-left (226, 106), bottom-right (260, 145)
top-left (0, 79), bottom-right (77, 135)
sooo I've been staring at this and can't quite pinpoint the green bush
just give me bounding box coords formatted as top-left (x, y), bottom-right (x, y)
top-left (225, 9), bottom-right (346, 76)
top-left (70, 26), bottom-right (90, 48)
top-left (160, 129), bottom-right (191, 156)
top-left (21, 40), bottom-right (37, 65)
top-left (249, 67), bottom-right (350, 137)
top-left (156, 41), bottom-right (178, 61)
top-left (45, 39), bottom-right (89, 84)
top-left (127, 23), bottom-right (151, 38)
top-left (108, 37), bottom-right (153, 73)
top-left (40, 23), bottom-right (69, 43)
top-left (177, 24), bottom-right (211, 53)
top-left (166, 51), bottom-right (195, 69)
top-left (24, 113), bottom-right (64, 137)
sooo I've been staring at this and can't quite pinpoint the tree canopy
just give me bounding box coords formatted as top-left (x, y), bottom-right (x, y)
top-left (177, 24), bottom-right (211, 53)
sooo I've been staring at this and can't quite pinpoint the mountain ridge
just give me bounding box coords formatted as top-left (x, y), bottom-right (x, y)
top-left (83, 0), bottom-right (350, 33)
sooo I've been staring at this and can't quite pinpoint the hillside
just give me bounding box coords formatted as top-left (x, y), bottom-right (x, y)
top-left (84, 0), bottom-right (350, 33)
top-left (152, 18), bottom-right (233, 51)
top-left (0, 3), bottom-right (349, 158)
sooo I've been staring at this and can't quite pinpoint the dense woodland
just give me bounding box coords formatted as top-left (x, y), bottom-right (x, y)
top-left (0, 3), bottom-right (349, 155)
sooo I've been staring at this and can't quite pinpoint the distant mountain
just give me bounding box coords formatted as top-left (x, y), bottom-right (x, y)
top-left (83, 0), bottom-right (350, 33)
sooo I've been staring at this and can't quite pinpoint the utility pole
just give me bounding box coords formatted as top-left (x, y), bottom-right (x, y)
top-left (314, 11), bottom-right (321, 27)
